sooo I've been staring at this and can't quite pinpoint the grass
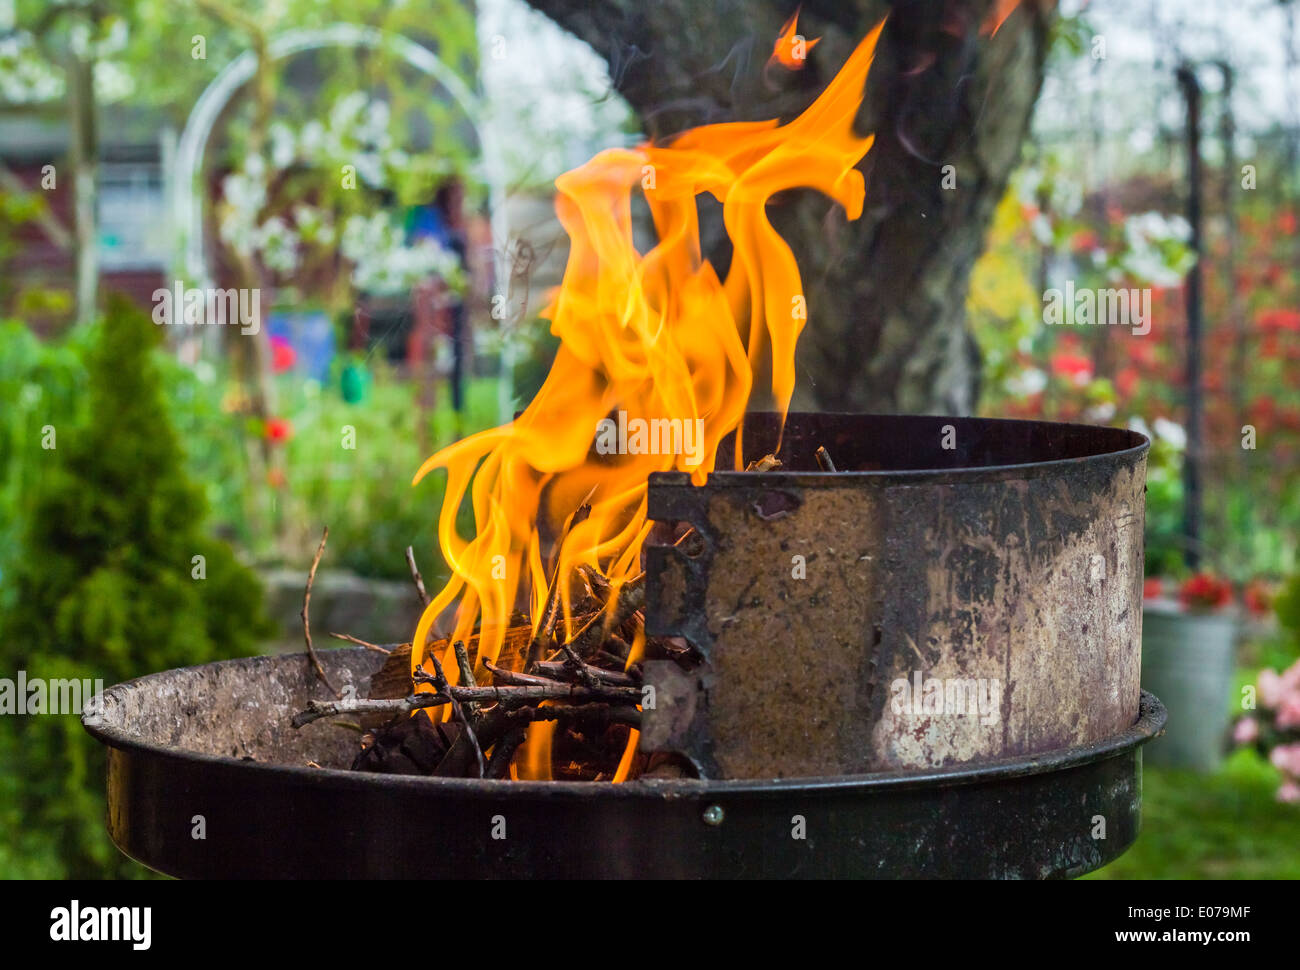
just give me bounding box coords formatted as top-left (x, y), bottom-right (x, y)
top-left (1087, 747), bottom-right (1300, 879)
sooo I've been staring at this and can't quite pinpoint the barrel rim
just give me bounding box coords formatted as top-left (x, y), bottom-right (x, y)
top-left (660, 412), bottom-right (1151, 488)
top-left (83, 647), bottom-right (1166, 799)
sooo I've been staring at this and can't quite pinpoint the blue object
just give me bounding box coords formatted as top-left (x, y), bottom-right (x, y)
top-left (267, 311), bottom-right (335, 384)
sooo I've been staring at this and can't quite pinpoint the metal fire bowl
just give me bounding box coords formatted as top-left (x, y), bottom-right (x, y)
top-left (84, 649), bottom-right (1165, 879)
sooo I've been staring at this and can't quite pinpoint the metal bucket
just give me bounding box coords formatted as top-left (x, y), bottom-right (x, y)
top-left (1140, 600), bottom-right (1237, 771)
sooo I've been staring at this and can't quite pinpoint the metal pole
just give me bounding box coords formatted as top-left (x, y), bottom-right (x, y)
top-left (1176, 63), bottom-right (1203, 570)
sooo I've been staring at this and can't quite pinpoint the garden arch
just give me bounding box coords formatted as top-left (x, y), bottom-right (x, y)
top-left (173, 23), bottom-right (507, 292)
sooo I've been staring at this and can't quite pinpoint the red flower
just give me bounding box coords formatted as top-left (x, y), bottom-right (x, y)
top-left (1279, 211), bottom-right (1297, 234)
top-left (1116, 366), bottom-right (1139, 398)
top-left (1178, 573), bottom-right (1233, 610)
top-left (270, 335), bottom-right (297, 373)
top-left (265, 417), bottom-right (293, 443)
top-left (1251, 395), bottom-right (1278, 431)
top-left (1125, 339), bottom-right (1156, 368)
top-left (1243, 579), bottom-right (1272, 616)
top-left (1050, 352), bottom-right (1093, 385)
top-left (1070, 229), bottom-right (1099, 253)
top-left (1257, 309), bottom-right (1300, 333)
top-left (1143, 576), bottom-right (1164, 600)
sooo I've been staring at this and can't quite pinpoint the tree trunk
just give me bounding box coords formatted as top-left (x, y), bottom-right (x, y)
top-left (67, 47), bottom-right (98, 326)
top-left (522, 0), bottom-right (1052, 414)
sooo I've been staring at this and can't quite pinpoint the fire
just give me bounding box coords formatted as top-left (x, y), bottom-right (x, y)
top-left (769, 7), bottom-right (821, 70)
top-left (410, 20), bottom-right (885, 779)
top-left (980, 0), bottom-right (1021, 36)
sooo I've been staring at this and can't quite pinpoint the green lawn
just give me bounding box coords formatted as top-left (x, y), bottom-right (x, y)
top-left (1087, 747), bottom-right (1300, 879)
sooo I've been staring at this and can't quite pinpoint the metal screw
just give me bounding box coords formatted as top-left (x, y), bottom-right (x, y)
top-left (702, 804), bottom-right (724, 826)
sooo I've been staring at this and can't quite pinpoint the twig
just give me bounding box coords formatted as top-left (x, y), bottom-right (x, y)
top-left (488, 657), bottom-right (637, 689)
top-left (562, 573), bottom-right (645, 660)
top-left (486, 728), bottom-right (526, 779)
top-left (423, 656), bottom-right (486, 778)
top-left (745, 453), bottom-right (783, 472)
top-left (292, 693), bottom-right (444, 728)
top-left (535, 660), bottom-right (636, 687)
top-left (453, 639), bottom-right (477, 687)
top-left (328, 632), bottom-right (397, 654)
top-left (292, 681), bottom-right (642, 728)
top-left (453, 640), bottom-right (480, 721)
top-left (522, 703), bottom-right (642, 730)
top-left (483, 659), bottom-right (559, 687)
top-left (815, 445), bottom-right (838, 472)
top-left (405, 546), bottom-right (430, 607)
top-left (524, 501), bottom-right (592, 672)
top-left (301, 527), bottom-right (341, 698)
top-left (559, 639), bottom-right (601, 687)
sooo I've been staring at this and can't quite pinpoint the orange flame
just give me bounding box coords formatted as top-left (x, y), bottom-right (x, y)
top-left (981, 0), bottom-right (1021, 36)
top-left (769, 7), bottom-right (821, 70)
top-left (410, 20), bottom-right (885, 780)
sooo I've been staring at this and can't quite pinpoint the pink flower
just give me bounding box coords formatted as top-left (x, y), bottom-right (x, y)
top-left (1233, 717), bottom-right (1259, 745)
top-left (1277, 780), bottom-right (1300, 805)
top-left (1259, 669), bottom-right (1284, 710)
top-left (1269, 743), bottom-right (1300, 777)
top-left (1278, 693), bottom-right (1300, 731)
top-left (1283, 660), bottom-right (1300, 693)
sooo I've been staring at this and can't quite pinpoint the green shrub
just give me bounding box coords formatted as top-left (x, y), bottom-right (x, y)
top-left (0, 297), bottom-right (274, 877)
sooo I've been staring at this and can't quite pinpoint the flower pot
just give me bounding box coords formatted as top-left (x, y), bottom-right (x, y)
top-left (1140, 598), bottom-right (1238, 771)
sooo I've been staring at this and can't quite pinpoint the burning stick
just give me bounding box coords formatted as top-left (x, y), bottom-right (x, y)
top-left (525, 499), bottom-right (594, 672)
top-left (815, 445), bottom-right (837, 472)
top-left (421, 654), bottom-right (486, 778)
top-left (482, 659), bottom-right (559, 687)
top-left (534, 660), bottom-right (637, 688)
top-left (301, 527), bottom-right (341, 698)
top-left (453, 639), bottom-right (481, 721)
top-left (486, 729), bottom-right (526, 779)
top-left (562, 574), bottom-right (645, 661)
top-left (490, 655), bottom-right (636, 689)
top-left (292, 681), bottom-right (642, 728)
top-left (511, 703), bottom-right (642, 731)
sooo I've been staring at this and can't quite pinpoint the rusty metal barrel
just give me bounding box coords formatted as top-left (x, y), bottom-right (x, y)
top-left (642, 412), bottom-right (1150, 780)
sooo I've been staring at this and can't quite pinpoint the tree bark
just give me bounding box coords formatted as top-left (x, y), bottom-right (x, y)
top-left (522, 0), bottom-right (1052, 414)
top-left (67, 47), bottom-right (98, 326)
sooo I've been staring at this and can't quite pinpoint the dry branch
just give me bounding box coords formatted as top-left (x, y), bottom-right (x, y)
top-left (301, 526), bottom-right (341, 698)
top-left (293, 681), bottom-right (641, 729)
top-left (421, 655), bottom-right (486, 778)
top-left (328, 632), bottom-right (395, 654)
top-left (404, 545), bottom-right (431, 607)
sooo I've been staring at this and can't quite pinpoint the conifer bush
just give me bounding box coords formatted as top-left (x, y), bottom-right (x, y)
top-left (0, 296), bottom-right (274, 877)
